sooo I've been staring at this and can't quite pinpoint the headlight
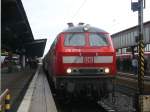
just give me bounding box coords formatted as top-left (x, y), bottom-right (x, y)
top-left (66, 68), bottom-right (72, 74)
top-left (104, 68), bottom-right (110, 73)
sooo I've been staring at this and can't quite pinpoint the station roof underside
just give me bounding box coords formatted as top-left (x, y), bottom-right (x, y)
top-left (2, 0), bottom-right (47, 57)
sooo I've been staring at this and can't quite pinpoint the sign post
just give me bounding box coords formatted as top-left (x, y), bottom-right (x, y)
top-left (131, 0), bottom-right (145, 112)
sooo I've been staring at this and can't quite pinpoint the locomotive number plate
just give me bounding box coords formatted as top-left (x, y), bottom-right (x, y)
top-left (83, 57), bottom-right (94, 63)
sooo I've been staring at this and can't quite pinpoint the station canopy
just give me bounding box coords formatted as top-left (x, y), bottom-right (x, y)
top-left (2, 0), bottom-right (47, 57)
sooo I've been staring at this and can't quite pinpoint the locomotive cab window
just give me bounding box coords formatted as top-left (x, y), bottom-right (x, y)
top-left (89, 33), bottom-right (108, 46)
top-left (64, 33), bottom-right (85, 46)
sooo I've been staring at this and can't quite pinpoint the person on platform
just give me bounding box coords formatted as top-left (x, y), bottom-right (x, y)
top-left (132, 57), bottom-right (138, 75)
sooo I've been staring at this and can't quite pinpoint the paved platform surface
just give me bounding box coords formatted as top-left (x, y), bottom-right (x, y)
top-left (29, 69), bottom-right (57, 112)
top-left (17, 66), bottom-right (57, 112)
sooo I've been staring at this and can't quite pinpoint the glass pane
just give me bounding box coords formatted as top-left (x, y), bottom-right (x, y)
top-left (64, 33), bottom-right (85, 46)
top-left (89, 33), bottom-right (108, 46)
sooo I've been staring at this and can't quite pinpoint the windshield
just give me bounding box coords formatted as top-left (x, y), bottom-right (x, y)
top-left (64, 33), bottom-right (85, 46)
top-left (89, 33), bottom-right (108, 46)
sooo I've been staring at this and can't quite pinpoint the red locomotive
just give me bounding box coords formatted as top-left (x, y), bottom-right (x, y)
top-left (43, 23), bottom-right (116, 100)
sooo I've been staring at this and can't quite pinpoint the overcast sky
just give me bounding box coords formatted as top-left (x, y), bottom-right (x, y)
top-left (22, 0), bottom-right (150, 55)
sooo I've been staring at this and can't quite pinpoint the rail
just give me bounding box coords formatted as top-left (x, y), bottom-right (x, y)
top-left (117, 72), bottom-right (150, 81)
top-left (0, 89), bottom-right (11, 112)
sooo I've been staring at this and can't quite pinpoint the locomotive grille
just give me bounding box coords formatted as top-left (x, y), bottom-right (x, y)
top-left (71, 68), bottom-right (104, 74)
top-left (79, 69), bottom-right (98, 74)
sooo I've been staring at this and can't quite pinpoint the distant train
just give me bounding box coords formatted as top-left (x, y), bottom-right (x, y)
top-left (43, 23), bottom-right (116, 100)
top-left (116, 52), bottom-right (150, 73)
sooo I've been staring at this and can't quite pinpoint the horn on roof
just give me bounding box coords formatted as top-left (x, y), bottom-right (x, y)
top-left (78, 22), bottom-right (84, 25)
top-left (67, 23), bottom-right (74, 27)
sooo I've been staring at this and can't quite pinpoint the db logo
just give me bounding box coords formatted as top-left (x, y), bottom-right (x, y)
top-left (83, 57), bottom-right (94, 63)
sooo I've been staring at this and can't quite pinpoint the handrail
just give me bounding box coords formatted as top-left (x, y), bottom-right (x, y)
top-left (0, 89), bottom-right (9, 102)
top-left (0, 89), bottom-right (11, 112)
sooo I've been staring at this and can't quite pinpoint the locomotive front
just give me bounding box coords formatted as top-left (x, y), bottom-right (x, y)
top-left (52, 24), bottom-right (116, 100)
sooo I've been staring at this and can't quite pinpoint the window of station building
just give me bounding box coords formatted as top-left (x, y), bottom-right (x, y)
top-left (134, 46), bottom-right (138, 53)
top-left (119, 35), bottom-right (122, 48)
top-left (116, 36), bottom-right (118, 47)
top-left (133, 31), bottom-right (138, 43)
top-left (126, 33), bottom-right (129, 46)
top-left (126, 47), bottom-right (132, 53)
top-left (145, 44), bottom-right (150, 52)
top-left (120, 35), bottom-right (122, 47)
top-left (116, 37), bottom-right (119, 48)
top-left (122, 34), bottom-right (126, 47)
top-left (125, 33), bottom-right (128, 46)
top-left (144, 44), bottom-right (147, 51)
top-left (144, 27), bottom-right (149, 43)
top-left (127, 33), bottom-right (131, 45)
top-left (112, 38), bottom-right (115, 47)
top-left (120, 37), bottom-right (122, 47)
top-left (130, 32), bottom-right (133, 44)
top-left (116, 49), bottom-right (121, 55)
top-left (119, 49), bottom-right (122, 54)
top-left (124, 34), bottom-right (127, 47)
top-left (122, 48), bottom-right (127, 53)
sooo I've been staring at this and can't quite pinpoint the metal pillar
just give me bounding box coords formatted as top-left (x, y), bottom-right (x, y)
top-left (138, 0), bottom-right (145, 111)
top-left (138, 0), bottom-right (144, 95)
top-left (131, 0), bottom-right (145, 111)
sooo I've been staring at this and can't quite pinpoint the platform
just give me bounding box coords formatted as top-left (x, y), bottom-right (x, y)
top-left (1, 67), bottom-right (35, 111)
top-left (17, 66), bottom-right (57, 112)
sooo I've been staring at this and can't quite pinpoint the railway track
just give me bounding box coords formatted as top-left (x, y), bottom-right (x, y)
top-left (115, 72), bottom-right (150, 94)
top-left (106, 72), bottom-right (150, 112)
top-left (54, 96), bottom-right (111, 112)
top-left (117, 72), bottom-right (150, 81)
top-left (48, 71), bottom-right (149, 112)
top-left (98, 101), bottom-right (116, 112)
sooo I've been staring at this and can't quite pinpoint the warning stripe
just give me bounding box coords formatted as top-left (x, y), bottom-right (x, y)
top-left (141, 62), bottom-right (144, 67)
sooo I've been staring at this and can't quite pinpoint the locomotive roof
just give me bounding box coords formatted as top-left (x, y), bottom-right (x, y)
top-left (63, 26), bottom-right (107, 33)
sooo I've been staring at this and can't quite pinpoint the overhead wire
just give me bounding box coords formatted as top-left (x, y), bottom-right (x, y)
top-left (71, 0), bottom-right (88, 20)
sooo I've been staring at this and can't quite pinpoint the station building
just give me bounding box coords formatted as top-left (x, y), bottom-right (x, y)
top-left (111, 21), bottom-right (150, 72)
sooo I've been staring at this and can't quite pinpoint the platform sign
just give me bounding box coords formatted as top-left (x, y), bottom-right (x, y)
top-left (131, 0), bottom-right (146, 12)
top-left (131, 2), bottom-right (139, 11)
